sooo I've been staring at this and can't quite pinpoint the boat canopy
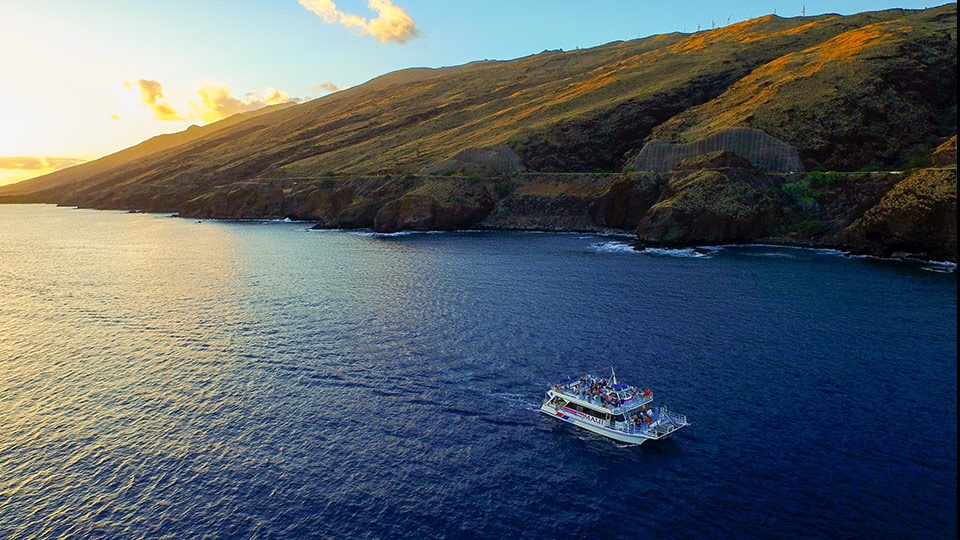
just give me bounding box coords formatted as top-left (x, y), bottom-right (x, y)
top-left (611, 382), bottom-right (630, 392)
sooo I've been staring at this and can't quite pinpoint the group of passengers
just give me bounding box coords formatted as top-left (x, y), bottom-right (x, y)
top-left (555, 375), bottom-right (613, 404)
top-left (632, 408), bottom-right (655, 429)
top-left (554, 375), bottom-right (651, 410)
top-left (602, 392), bottom-right (623, 407)
top-left (554, 375), bottom-right (608, 397)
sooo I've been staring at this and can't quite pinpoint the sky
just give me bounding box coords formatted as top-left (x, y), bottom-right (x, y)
top-left (0, 0), bottom-right (949, 186)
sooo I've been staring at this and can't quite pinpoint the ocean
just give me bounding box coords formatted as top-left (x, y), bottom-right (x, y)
top-left (0, 204), bottom-right (956, 538)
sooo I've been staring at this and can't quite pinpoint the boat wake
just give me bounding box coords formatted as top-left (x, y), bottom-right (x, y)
top-left (489, 392), bottom-right (540, 411)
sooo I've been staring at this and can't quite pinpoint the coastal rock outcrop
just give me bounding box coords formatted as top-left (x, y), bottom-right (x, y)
top-left (479, 173), bottom-right (618, 231)
top-left (588, 173), bottom-right (666, 230)
top-left (373, 178), bottom-right (495, 232)
top-left (636, 151), bottom-right (783, 245)
top-left (838, 168), bottom-right (958, 261)
top-left (178, 184), bottom-right (288, 219)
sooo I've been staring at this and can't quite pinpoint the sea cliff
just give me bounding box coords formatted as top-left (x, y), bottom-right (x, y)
top-left (169, 151), bottom-right (956, 262)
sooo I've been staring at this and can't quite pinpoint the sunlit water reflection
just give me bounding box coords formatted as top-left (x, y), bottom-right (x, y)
top-left (1, 205), bottom-right (955, 538)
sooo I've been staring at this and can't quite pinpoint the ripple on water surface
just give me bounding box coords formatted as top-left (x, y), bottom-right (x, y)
top-left (0, 206), bottom-right (956, 538)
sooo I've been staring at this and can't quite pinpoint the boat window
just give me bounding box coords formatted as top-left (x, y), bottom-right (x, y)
top-left (565, 402), bottom-right (607, 421)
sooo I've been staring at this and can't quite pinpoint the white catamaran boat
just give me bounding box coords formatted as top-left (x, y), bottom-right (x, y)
top-left (540, 369), bottom-right (690, 445)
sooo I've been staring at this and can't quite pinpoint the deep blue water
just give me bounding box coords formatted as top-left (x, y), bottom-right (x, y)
top-left (0, 205), bottom-right (956, 539)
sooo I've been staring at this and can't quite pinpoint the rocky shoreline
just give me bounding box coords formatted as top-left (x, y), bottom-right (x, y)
top-left (9, 149), bottom-right (954, 264)
top-left (170, 154), bottom-right (953, 263)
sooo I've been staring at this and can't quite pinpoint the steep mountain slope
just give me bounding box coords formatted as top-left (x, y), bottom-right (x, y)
top-left (3, 4), bottom-right (954, 207)
top-left (0, 103), bottom-right (294, 199)
top-left (649, 7), bottom-right (957, 170)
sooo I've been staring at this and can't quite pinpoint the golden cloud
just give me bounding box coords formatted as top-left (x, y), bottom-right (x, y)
top-left (190, 82), bottom-right (299, 123)
top-left (298, 0), bottom-right (420, 43)
top-left (133, 79), bottom-right (185, 121)
top-left (124, 80), bottom-right (299, 123)
top-left (366, 0), bottom-right (419, 43)
top-left (192, 82), bottom-right (253, 123)
top-left (0, 156), bottom-right (86, 170)
top-left (263, 87), bottom-right (290, 105)
top-left (136, 79), bottom-right (162, 104)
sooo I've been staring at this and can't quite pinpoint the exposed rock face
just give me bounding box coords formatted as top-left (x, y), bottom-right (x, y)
top-left (102, 157), bottom-right (958, 262)
top-left (171, 155), bottom-right (956, 262)
top-left (838, 168), bottom-right (957, 261)
top-left (799, 172), bottom-right (903, 243)
top-left (588, 173), bottom-right (666, 230)
top-left (636, 153), bottom-right (784, 245)
top-left (178, 184), bottom-right (289, 219)
top-left (419, 146), bottom-right (527, 176)
top-left (478, 173), bottom-right (620, 231)
top-left (285, 182), bottom-right (367, 227)
top-left (373, 179), bottom-right (495, 232)
top-left (931, 135), bottom-right (957, 167)
top-left (374, 196), bottom-right (442, 231)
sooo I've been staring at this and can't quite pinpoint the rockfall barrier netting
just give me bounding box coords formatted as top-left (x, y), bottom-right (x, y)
top-left (632, 128), bottom-right (804, 173)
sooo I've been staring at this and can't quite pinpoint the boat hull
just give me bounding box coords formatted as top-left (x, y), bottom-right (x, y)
top-left (539, 404), bottom-right (655, 444)
top-left (539, 388), bottom-right (689, 445)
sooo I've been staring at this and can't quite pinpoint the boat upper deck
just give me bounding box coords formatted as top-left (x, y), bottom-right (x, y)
top-left (552, 374), bottom-right (653, 415)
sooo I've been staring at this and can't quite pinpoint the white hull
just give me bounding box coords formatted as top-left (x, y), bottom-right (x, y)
top-left (540, 383), bottom-right (689, 445)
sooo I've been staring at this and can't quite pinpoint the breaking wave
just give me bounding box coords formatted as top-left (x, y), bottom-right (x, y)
top-left (639, 246), bottom-right (721, 258)
top-left (590, 241), bottom-right (638, 253)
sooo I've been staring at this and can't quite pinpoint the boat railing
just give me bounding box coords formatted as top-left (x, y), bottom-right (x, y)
top-left (614, 407), bottom-right (690, 436)
top-left (608, 395), bottom-right (652, 415)
top-left (554, 387), bottom-right (653, 413)
top-left (659, 406), bottom-right (689, 426)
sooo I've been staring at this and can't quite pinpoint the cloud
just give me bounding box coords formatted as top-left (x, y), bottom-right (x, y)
top-left (263, 87), bottom-right (290, 105)
top-left (135, 79), bottom-right (162, 104)
top-left (191, 82), bottom-right (256, 123)
top-left (131, 79), bottom-right (184, 121)
top-left (124, 80), bottom-right (299, 124)
top-left (190, 81), bottom-right (299, 123)
top-left (298, 0), bottom-right (420, 43)
top-left (365, 0), bottom-right (419, 43)
top-left (0, 156), bottom-right (86, 170)
top-left (310, 81), bottom-right (341, 94)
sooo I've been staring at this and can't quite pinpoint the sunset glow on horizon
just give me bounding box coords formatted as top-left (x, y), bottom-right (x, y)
top-left (1, 0), bottom-right (947, 187)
